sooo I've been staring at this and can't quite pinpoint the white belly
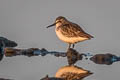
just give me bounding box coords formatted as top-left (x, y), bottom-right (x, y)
top-left (55, 30), bottom-right (88, 44)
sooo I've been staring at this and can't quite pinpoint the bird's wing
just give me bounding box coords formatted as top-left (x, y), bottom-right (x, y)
top-left (60, 23), bottom-right (94, 39)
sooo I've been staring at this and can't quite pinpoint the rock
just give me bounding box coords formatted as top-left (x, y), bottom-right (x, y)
top-left (0, 78), bottom-right (12, 80)
top-left (0, 37), bottom-right (17, 47)
top-left (40, 75), bottom-right (63, 80)
top-left (0, 53), bottom-right (3, 61)
top-left (90, 53), bottom-right (118, 65)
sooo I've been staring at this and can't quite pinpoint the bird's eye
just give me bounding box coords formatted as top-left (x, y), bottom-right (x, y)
top-left (58, 21), bottom-right (62, 23)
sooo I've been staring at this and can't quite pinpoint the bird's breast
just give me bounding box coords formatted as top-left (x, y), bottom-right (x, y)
top-left (55, 29), bottom-right (88, 44)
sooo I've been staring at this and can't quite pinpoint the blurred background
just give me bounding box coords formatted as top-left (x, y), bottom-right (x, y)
top-left (0, 0), bottom-right (120, 80)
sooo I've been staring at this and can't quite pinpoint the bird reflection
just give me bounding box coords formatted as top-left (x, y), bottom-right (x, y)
top-left (55, 65), bottom-right (93, 80)
top-left (41, 65), bottom-right (92, 80)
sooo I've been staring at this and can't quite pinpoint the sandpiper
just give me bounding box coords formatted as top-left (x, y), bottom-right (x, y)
top-left (47, 16), bottom-right (94, 49)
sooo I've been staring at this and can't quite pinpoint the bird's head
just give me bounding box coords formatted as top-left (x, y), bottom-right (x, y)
top-left (55, 16), bottom-right (67, 24)
top-left (46, 16), bottom-right (68, 28)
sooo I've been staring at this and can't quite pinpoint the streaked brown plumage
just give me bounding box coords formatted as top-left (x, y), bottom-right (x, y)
top-left (47, 16), bottom-right (94, 49)
top-left (55, 65), bottom-right (93, 80)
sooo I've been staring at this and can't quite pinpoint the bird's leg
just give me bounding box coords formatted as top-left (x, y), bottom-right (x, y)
top-left (68, 43), bottom-right (71, 49)
top-left (72, 44), bottom-right (75, 48)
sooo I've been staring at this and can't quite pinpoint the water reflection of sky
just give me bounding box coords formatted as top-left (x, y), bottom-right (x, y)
top-left (0, 0), bottom-right (120, 80)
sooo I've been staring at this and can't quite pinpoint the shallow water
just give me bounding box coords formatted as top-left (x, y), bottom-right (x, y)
top-left (0, 48), bottom-right (120, 80)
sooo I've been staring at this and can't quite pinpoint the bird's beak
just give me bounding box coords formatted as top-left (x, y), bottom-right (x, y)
top-left (46, 23), bottom-right (56, 28)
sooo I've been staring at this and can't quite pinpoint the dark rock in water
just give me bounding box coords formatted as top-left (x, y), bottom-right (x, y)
top-left (0, 36), bottom-right (17, 61)
top-left (4, 48), bottom-right (21, 57)
top-left (0, 53), bottom-right (3, 61)
top-left (66, 48), bottom-right (83, 65)
top-left (0, 37), bottom-right (17, 47)
top-left (4, 47), bottom-right (66, 57)
top-left (0, 78), bottom-right (12, 80)
top-left (0, 42), bottom-right (4, 61)
top-left (90, 53), bottom-right (120, 65)
top-left (40, 75), bottom-right (63, 80)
